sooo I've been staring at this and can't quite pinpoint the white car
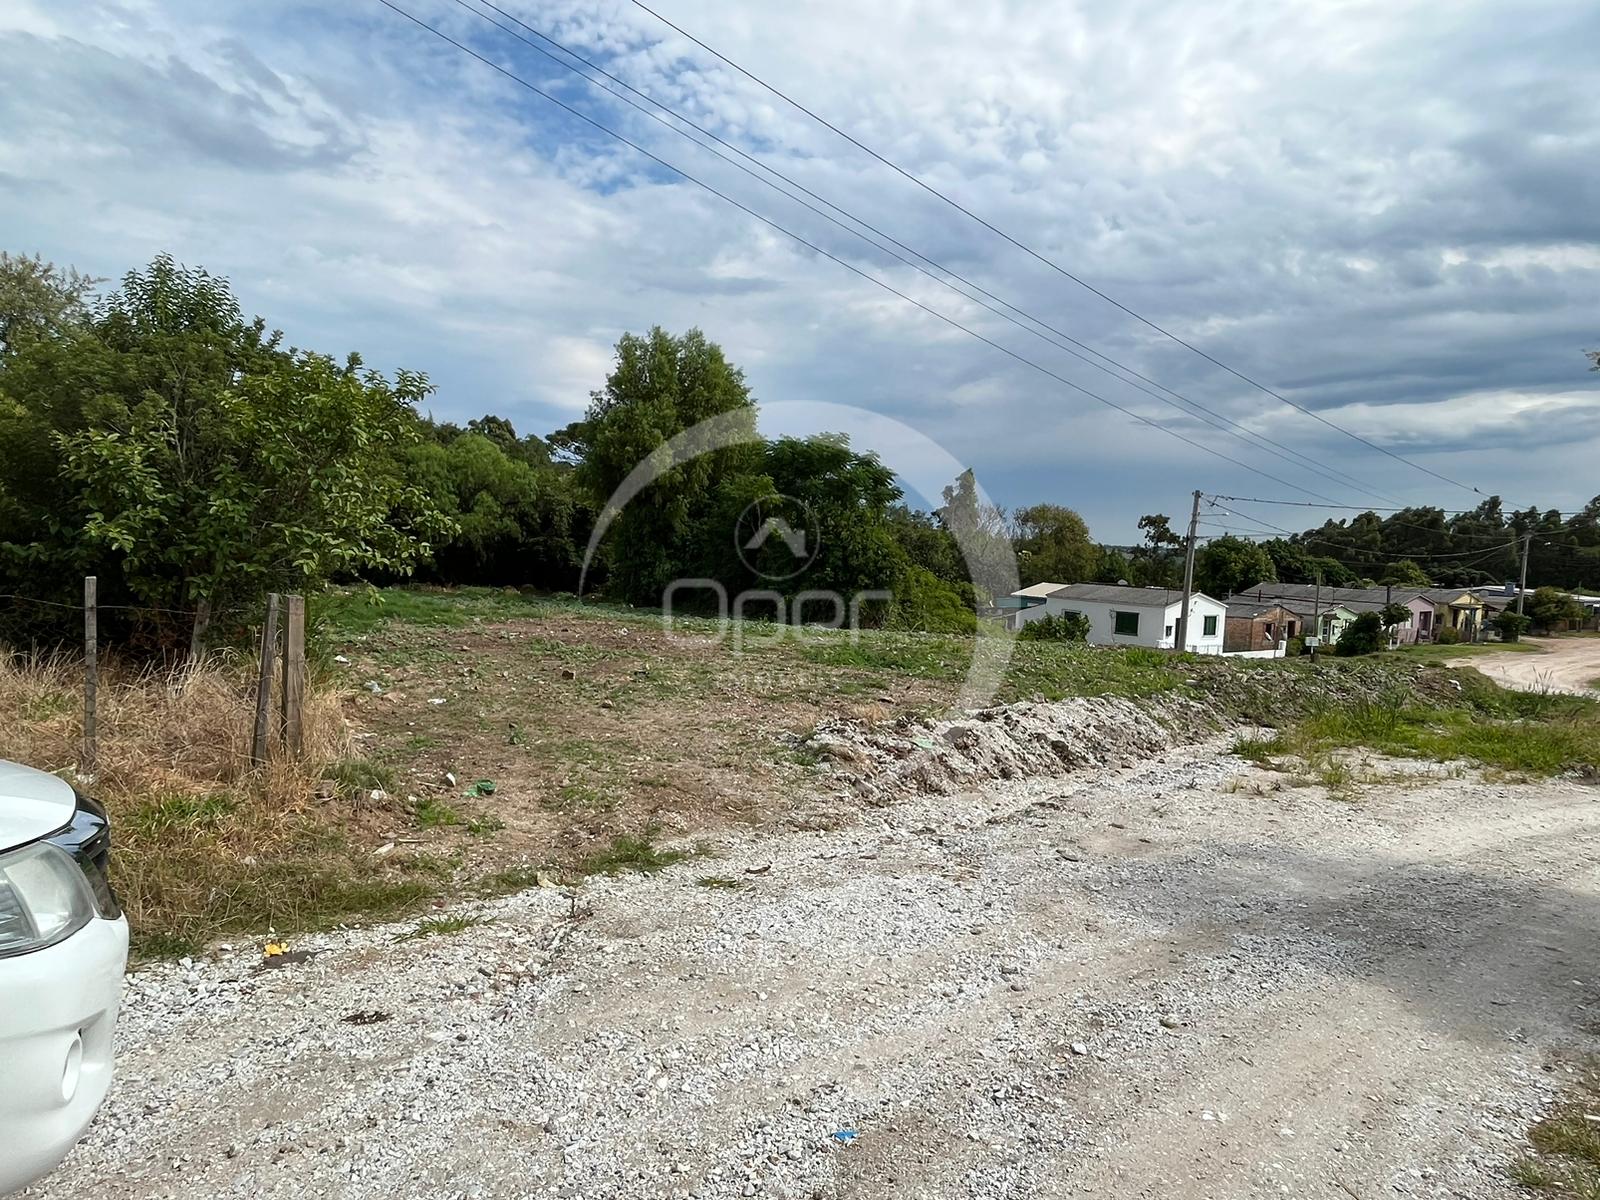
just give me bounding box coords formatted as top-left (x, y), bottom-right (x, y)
top-left (0, 759), bottom-right (128, 1195)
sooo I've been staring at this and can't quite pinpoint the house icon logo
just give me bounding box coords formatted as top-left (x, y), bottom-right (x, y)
top-left (735, 494), bottom-right (821, 580)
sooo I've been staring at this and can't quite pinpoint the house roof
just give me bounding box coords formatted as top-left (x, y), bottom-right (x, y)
top-left (1236, 581), bottom-right (1435, 612)
top-left (1222, 598), bottom-right (1296, 619)
top-left (1009, 582), bottom-right (1070, 598)
top-left (1046, 583), bottom-right (1221, 608)
top-left (1225, 592), bottom-right (1360, 619)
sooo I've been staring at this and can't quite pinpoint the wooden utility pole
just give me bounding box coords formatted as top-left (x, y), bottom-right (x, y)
top-left (1516, 533), bottom-right (1532, 616)
top-left (280, 594), bottom-right (306, 758)
top-left (250, 593), bottom-right (281, 767)
top-left (1175, 490), bottom-right (1201, 652)
top-left (1311, 574), bottom-right (1322, 662)
top-left (83, 576), bottom-right (98, 775)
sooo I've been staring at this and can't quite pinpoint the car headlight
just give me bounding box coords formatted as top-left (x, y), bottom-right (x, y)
top-left (0, 841), bottom-right (98, 958)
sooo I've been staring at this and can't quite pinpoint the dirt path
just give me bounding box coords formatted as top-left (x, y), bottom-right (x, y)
top-left (27, 738), bottom-right (1600, 1200)
top-left (1451, 636), bottom-right (1600, 695)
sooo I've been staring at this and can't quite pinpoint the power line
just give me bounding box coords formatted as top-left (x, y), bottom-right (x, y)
top-left (1210, 494), bottom-right (1589, 518)
top-left (373, 0), bottom-right (1375, 501)
top-left (627, 0), bottom-right (1497, 500)
top-left (1203, 498), bottom-right (1526, 563)
top-left (447, 0), bottom-right (1397, 508)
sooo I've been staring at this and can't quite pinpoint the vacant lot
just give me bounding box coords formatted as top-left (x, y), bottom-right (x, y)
top-left (31, 726), bottom-right (1600, 1199)
top-left (1446, 636), bottom-right (1600, 697)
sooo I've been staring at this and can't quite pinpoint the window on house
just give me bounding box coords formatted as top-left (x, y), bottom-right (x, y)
top-left (1202, 615), bottom-right (1218, 637)
top-left (1265, 622), bottom-right (1275, 638)
top-left (1164, 624), bottom-right (1173, 637)
top-left (1114, 611), bottom-right (1140, 636)
top-left (1288, 621), bottom-right (1299, 637)
top-left (1419, 610), bottom-right (1432, 629)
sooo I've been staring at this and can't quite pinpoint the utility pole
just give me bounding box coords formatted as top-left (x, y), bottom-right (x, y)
top-left (1311, 572), bottom-right (1322, 663)
top-left (1516, 532), bottom-right (1532, 615)
top-left (1176, 489), bottom-right (1201, 652)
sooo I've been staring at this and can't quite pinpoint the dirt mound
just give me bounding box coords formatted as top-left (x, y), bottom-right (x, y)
top-left (805, 693), bottom-right (1213, 803)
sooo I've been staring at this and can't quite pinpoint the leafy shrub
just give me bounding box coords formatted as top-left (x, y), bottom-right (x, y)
top-left (1017, 612), bottom-right (1091, 642)
top-left (1335, 611), bottom-right (1385, 656)
top-left (1435, 626), bottom-right (1461, 645)
top-left (1492, 611), bottom-right (1531, 643)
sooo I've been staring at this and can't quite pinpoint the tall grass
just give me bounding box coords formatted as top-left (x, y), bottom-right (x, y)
top-left (0, 651), bottom-right (422, 957)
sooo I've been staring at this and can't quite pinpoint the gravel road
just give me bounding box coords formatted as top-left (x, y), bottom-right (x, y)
top-left (25, 735), bottom-right (1600, 1200)
top-left (1454, 636), bottom-right (1600, 696)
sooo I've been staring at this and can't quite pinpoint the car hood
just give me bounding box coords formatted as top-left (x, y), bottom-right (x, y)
top-left (0, 759), bottom-right (76, 853)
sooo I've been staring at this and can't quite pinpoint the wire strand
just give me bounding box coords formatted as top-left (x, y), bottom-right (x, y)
top-left (627, 0), bottom-right (1497, 499)
top-left (373, 0), bottom-right (1381, 502)
top-left (451, 0), bottom-right (1396, 507)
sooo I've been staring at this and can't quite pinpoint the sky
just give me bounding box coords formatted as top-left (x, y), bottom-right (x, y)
top-left (2, 0), bottom-right (1597, 541)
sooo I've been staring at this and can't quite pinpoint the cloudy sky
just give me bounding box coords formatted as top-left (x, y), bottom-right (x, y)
top-left (3, 0), bottom-right (1597, 539)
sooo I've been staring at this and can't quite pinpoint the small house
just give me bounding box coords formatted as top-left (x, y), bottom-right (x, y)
top-left (1008, 583), bottom-right (1228, 653)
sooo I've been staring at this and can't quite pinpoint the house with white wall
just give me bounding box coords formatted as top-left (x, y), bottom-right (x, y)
top-left (1006, 583), bottom-right (1228, 654)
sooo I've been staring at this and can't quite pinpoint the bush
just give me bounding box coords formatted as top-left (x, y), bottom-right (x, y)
top-left (1435, 626), bottom-right (1461, 645)
top-left (1017, 611), bottom-right (1091, 642)
top-left (1492, 611), bottom-right (1531, 643)
top-left (1334, 611), bottom-right (1385, 657)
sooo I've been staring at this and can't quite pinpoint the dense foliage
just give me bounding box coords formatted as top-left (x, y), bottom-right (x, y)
top-left (1334, 611), bottom-right (1386, 656)
top-left (1016, 612), bottom-right (1091, 642)
top-left (2, 250), bottom-right (1594, 652)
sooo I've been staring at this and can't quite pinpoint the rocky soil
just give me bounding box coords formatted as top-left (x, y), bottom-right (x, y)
top-left (26, 701), bottom-right (1600, 1199)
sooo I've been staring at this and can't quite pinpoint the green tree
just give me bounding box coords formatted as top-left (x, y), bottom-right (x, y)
top-left (60, 347), bottom-right (446, 613)
top-left (1194, 534), bottom-right (1275, 599)
top-left (1012, 503), bottom-right (1096, 587)
top-left (1527, 586), bottom-right (1585, 632)
top-left (1379, 601), bottom-right (1412, 634)
top-left (1130, 513), bottom-right (1182, 587)
top-left (0, 251), bottom-right (97, 355)
top-left (936, 469), bottom-right (1012, 602)
top-left (0, 254), bottom-right (449, 644)
top-left (1492, 610), bottom-right (1530, 642)
top-left (565, 327), bottom-right (761, 604)
top-left (1379, 559), bottom-right (1432, 588)
top-left (1335, 611), bottom-right (1385, 656)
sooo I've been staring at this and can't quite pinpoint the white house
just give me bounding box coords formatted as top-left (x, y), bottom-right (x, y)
top-left (1004, 582), bottom-right (1228, 654)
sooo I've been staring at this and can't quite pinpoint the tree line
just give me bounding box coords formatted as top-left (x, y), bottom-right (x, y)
top-left (2, 251), bottom-right (1593, 651)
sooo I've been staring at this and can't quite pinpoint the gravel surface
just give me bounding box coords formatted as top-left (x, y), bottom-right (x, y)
top-left (24, 720), bottom-right (1600, 1199)
top-left (1451, 635), bottom-right (1600, 696)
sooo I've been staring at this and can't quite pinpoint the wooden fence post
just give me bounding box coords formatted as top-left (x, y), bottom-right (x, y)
top-left (280, 594), bottom-right (306, 758)
top-left (250, 593), bottom-right (281, 767)
top-left (188, 597), bottom-right (212, 664)
top-left (83, 575), bottom-right (97, 775)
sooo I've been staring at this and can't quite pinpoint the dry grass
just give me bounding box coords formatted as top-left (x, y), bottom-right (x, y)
top-left (0, 651), bottom-right (427, 959)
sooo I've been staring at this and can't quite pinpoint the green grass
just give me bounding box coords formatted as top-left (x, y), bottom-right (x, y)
top-left (1263, 682), bottom-right (1600, 782)
top-left (1509, 1059), bottom-right (1600, 1196)
top-left (696, 875), bottom-right (745, 890)
top-left (414, 795), bottom-right (464, 828)
top-left (1230, 734), bottom-right (1287, 764)
top-left (392, 914), bottom-right (486, 942)
top-left (465, 814), bottom-right (505, 837)
top-left (123, 791), bottom-right (237, 838)
top-left (578, 833), bottom-right (689, 876)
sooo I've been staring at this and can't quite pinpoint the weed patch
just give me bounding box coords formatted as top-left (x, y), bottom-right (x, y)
top-left (393, 914), bottom-right (486, 942)
top-left (1509, 1057), bottom-right (1600, 1195)
top-left (579, 833), bottom-right (688, 876)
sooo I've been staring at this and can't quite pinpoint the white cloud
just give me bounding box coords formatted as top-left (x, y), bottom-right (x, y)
top-left (1, 0), bottom-right (1596, 541)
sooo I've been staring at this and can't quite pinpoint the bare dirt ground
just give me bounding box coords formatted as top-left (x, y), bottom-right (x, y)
top-left (1451, 636), bottom-right (1600, 696)
top-left (30, 732), bottom-right (1600, 1200)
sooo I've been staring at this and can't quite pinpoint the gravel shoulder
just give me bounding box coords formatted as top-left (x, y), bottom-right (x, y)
top-left (26, 731), bottom-right (1600, 1200)
top-left (1450, 636), bottom-right (1600, 696)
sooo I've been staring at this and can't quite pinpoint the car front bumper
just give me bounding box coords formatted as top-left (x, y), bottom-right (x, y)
top-left (0, 914), bottom-right (129, 1194)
